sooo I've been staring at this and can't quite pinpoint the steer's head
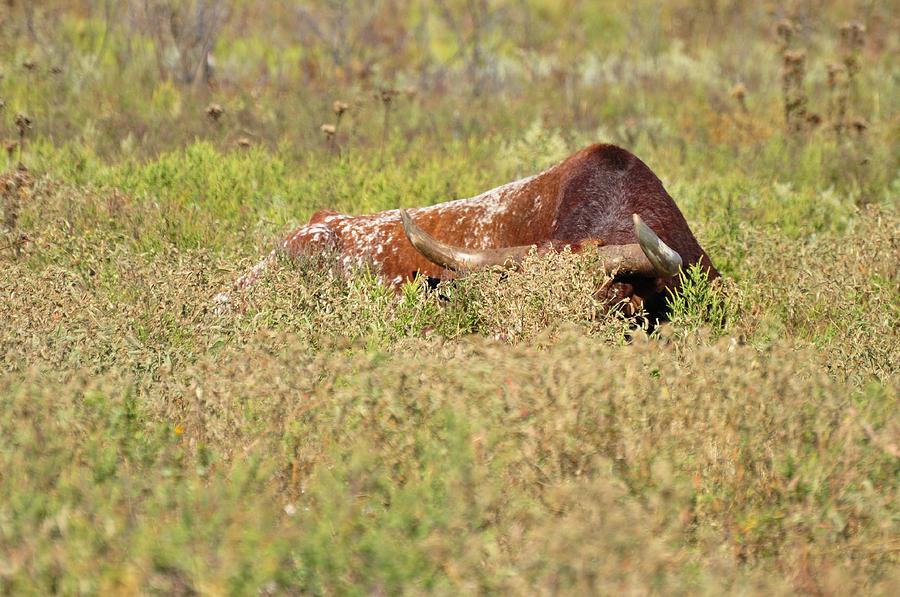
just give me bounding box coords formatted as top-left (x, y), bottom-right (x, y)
top-left (399, 209), bottom-right (685, 316)
top-left (400, 209), bottom-right (681, 276)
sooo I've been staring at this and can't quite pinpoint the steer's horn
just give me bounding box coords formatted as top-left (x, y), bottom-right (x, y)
top-left (399, 209), bottom-right (534, 271)
top-left (400, 209), bottom-right (682, 277)
top-left (632, 213), bottom-right (683, 277)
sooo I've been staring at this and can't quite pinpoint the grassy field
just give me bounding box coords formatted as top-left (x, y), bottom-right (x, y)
top-left (1, 1), bottom-right (898, 594)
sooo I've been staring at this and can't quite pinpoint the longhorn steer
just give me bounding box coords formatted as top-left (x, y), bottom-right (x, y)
top-left (221, 144), bottom-right (718, 318)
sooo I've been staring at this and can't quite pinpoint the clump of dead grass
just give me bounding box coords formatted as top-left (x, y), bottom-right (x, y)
top-left (459, 247), bottom-right (636, 343)
top-left (736, 205), bottom-right (899, 383)
top-left (226, 245), bottom-right (638, 348)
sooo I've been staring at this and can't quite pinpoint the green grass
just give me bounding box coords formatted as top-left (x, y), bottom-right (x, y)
top-left (1, 1), bottom-right (898, 594)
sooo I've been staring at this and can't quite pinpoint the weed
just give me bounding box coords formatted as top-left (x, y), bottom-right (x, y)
top-left (666, 262), bottom-right (739, 337)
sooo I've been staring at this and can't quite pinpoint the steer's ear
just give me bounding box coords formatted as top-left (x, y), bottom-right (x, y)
top-left (633, 214), bottom-right (682, 277)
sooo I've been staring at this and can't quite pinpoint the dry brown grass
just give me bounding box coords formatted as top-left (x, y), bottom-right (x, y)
top-left (735, 205), bottom-right (899, 383)
top-left (5, 322), bottom-right (895, 593)
top-left (0, 177), bottom-right (896, 593)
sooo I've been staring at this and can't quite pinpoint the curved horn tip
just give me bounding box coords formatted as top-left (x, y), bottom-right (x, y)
top-left (399, 208), bottom-right (416, 238)
top-left (632, 213), bottom-right (683, 277)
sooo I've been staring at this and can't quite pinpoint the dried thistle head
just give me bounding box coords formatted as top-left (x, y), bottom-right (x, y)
top-left (332, 101), bottom-right (349, 117)
top-left (2, 164), bottom-right (32, 235)
top-left (781, 51), bottom-right (807, 133)
top-left (840, 22), bottom-right (866, 79)
top-left (849, 118), bottom-right (868, 134)
top-left (205, 103), bottom-right (225, 122)
top-left (782, 51), bottom-right (806, 90)
top-left (320, 124), bottom-right (336, 138)
top-left (729, 83), bottom-right (747, 101)
top-left (782, 49), bottom-right (806, 66)
top-left (14, 113), bottom-right (32, 137)
top-left (379, 88), bottom-right (399, 106)
top-left (840, 22), bottom-right (866, 50)
top-left (826, 63), bottom-right (845, 85)
top-left (729, 83), bottom-right (748, 112)
top-left (776, 19), bottom-right (795, 48)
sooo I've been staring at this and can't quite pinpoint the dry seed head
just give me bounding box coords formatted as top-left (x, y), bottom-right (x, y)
top-left (840, 22), bottom-right (866, 49)
top-left (805, 113), bottom-right (822, 127)
top-left (14, 113), bottom-right (32, 136)
top-left (840, 22), bottom-right (865, 80)
top-left (332, 101), bottom-right (348, 117)
top-left (403, 86), bottom-right (417, 99)
top-left (826, 63), bottom-right (844, 84)
top-left (50, 65), bottom-right (63, 75)
top-left (729, 83), bottom-right (747, 101)
top-left (849, 118), bottom-right (868, 134)
top-left (22, 59), bottom-right (37, 71)
top-left (781, 50), bottom-right (807, 134)
top-left (379, 88), bottom-right (399, 105)
top-left (776, 19), bottom-right (794, 49)
top-left (782, 50), bottom-right (806, 66)
top-left (236, 137), bottom-right (251, 148)
top-left (205, 103), bottom-right (225, 122)
top-left (320, 123), bottom-right (336, 137)
top-left (5, 140), bottom-right (16, 158)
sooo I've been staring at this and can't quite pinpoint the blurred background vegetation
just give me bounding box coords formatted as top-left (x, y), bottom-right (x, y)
top-left (0, 1), bottom-right (898, 594)
top-left (2, 1), bottom-right (897, 188)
